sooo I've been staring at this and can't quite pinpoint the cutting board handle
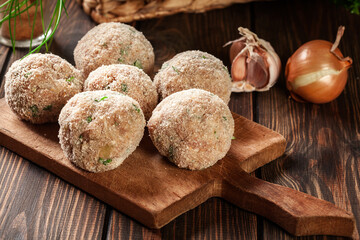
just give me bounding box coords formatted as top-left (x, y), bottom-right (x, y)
top-left (221, 170), bottom-right (355, 237)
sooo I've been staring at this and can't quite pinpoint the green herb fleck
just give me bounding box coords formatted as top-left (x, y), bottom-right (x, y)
top-left (43, 105), bottom-right (52, 111)
top-left (223, 116), bottom-right (227, 121)
top-left (168, 145), bottom-right (174, 160)
top-left (79, 135), bottom-right (83, 140)
top-left (120, 48), bottom-right (127, 56)
top-left (202, 55), bottom-right (207, 59)
top-left (121, 83), bottom-right (128, 92)
top-left (133, 60), bottom-right (143, 69)
top-left (24, 72), bottom-right (32, 78)
top-left (132, 103), bottom-right (140, 113)
top-left (99, 158), bottom-right (112, 165)
top-left (232, 136), bottom-right (236, 140)
top-left (87, 116), bottom-right (92, 123)
top-left (117, 57), bottom-right (124, 63)
top-left (66, 76), bottom-right (75, 83)
top-left (30, 105), bottom-right (38, 117)
top-left (172, 66), bottom-right (180, 74)
top-left (161, 63), bottom-right (169, 69)
top-left (214, 131), bottom-right (217, 134)
top-left (95, 96), bottom-right (108, 102)
top-left (101, 42), bottom-right (108, 47)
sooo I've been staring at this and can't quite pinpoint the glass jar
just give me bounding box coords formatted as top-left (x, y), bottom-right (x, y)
top-left (0, 0), bottom-right (53, 48)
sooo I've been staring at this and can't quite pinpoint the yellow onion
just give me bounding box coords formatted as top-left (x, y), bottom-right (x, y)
top-left (285, 26), bottom-right (352, 104)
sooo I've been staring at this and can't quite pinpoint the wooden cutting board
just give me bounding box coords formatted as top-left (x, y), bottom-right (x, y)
top-left (0, 98), bottom-right (354, 237)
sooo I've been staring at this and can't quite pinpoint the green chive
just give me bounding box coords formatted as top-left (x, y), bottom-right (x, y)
top-left (232, 136), bottom-right (236, 140)
top-left (99, 158), bottom-right (112, 165)
top-left (66, 76), bottom-right (75, 82)
top-left (95, 96), bottom-right (108, 102)
top-left (87, 116), bottom-right (92, 123)
top-left (202, 55), bottom-right (207, 59)
top-left (43, 105), bottom-right (52, 111)
top-left (168, 145), bottom-right (174, 160)
top-left (24, 72), bottom-right (32, 78)
top-left (30, 105), bottom-right (38, 117)
top-left (172, 66), bottom-right (180, 74)
top-left (223, 116), bottom-right (227, 121)
top-left (133, 60), bottom-right (143, 69)
top-left (121, 83), bottom-right (128, 92)
top-left (132, 104), bottom-right (140, 113)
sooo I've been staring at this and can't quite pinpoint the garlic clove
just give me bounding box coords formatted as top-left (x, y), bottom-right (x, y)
top-left (226, 27), bottom-right (281, 93)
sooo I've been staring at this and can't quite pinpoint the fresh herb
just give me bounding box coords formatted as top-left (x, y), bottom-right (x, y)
top-left (161, 63), bottom-right (169, 69)
top-left (223, 116), bottom-right (227, 121)
top-left (202, 55), bottom-right (207, 59)
top-left (86, 116), bottom-right (92, 123)
top-left (30, 105), bottom-right (38, 117)
top-left (133, 60), bottom-right (143, 69)
top-left (43, 105), bottom-right (52, 111)
top-left (99, 158), bottom-right (112, 165)
top-left (120, 48), bottom-right (127, 56)
top-left (121, 83), bottom-right (128, 92)
top-left (0, 0), bottom-right (67, 55)
top-left (117, 57), bottom-right (124, 63)
top-left (168, 145), bottom-right (174, 160)
top-left (24, 72), bottom-right (32, 78)
top-left (66, 76), bottom-right (75, 83)
top-left (172, 66), bottom-right (180, 74)
top-left (132, 103), bottom-right (140, 113)
top-left (332, 0), bottom-right (360, 14)
top-left (232, 136), bottom-right (236, 140)
top-left (95, 96), bottom-right (108, 102)
top-left (214, 130), bottom-right (217, 134)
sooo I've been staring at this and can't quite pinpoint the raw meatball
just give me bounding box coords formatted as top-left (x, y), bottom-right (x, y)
top-left (58, 90), bottom-right (145, 172)
top-left (74, 22), bottom-right (155, 78)
top-left (154, 50), bottom-right (232, 103)
top-left (5, 53), bottom-right (83, 124)
top-left (148, 89), bottom-right (234, 170)
top-left (84, 64), bottom-right (158, 120)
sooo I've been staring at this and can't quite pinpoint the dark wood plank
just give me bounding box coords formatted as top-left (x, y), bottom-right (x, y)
top-left (0, 146), bottom-right (106, 239)
top-left (253, 0), bottom-right (360, 239)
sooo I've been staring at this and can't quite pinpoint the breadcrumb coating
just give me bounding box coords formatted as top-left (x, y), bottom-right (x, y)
top-left (74, 22), bottom-right (155, 78)
top-left (154, 50), bottom-right (232, 103)
top-left (148, 89), bottom-right (234, 170)
top-left (5, 53), bottom-right (83, 124)
top-left (84, 64), bottom-right (158, 120)
top-left (58, 90), bottom-right (145, 172)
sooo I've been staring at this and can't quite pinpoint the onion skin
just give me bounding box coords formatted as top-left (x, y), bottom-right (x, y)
top-left (286, 39), bottom-right (352, 104)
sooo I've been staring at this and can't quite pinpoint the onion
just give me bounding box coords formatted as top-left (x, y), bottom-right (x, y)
top-left (285, 26), bottom-right (353, 104)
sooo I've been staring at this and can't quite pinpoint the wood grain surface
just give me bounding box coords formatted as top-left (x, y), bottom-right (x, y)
top-left (0, 0), bottom-right (359, 239)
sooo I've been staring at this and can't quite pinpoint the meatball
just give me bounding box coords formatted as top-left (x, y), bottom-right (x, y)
top-left (148, 89), bottom-right (234, 170)
top-left (58, 90), bottom-right (145, 172)
top-left (84, 64), bottom-right (158, 120)
top-left (154, 50), bottom-right (232, 103)
top-left (74, 22), bottom-right (155, 78)
top-left (5, 53), bottom-right (83, 124)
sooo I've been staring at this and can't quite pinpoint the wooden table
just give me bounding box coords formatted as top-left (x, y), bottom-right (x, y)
top-left (0, 0), bottom-right (359, 239)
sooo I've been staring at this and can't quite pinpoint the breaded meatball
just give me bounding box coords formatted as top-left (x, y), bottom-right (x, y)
top-left (154, 50), bottom-right (232, 103)
top-left (58, 90), bottom-right (145, 172)
top-left (84, 64), bottom-right (158, 120)
top-left (74, 22), bottom-right (155, 78)
top-left (5, 53), bottom-right (83, 124)
top-left (148, 89), bottom-right (234, 170)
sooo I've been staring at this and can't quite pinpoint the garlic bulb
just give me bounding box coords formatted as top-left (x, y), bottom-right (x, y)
top-left (225, 27), bottom-right (281, 92)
